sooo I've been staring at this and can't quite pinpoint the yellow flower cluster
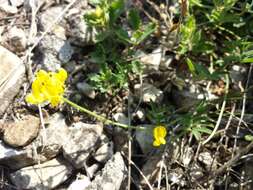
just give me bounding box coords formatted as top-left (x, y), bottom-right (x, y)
top-left (26, 68), bottom-right (67, 107)
top-left (153, 126), bottom-right (167, 147)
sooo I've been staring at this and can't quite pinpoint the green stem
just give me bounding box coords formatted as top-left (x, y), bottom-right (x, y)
top-left (62, 97), bottom-right (143, 130)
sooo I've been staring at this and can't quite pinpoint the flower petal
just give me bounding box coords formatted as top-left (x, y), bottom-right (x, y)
top-left (25, 68), bottom-right (68, 107)
top-left (153, 140), bottom-right (160, 147)
top-left (153, 126), bottom-right (167, 147)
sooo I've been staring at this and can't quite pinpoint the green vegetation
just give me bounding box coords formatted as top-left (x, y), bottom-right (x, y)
top-left (83, 0), bottom-right (253, 141)
top-left (84, 0), bottom-right (155, 94)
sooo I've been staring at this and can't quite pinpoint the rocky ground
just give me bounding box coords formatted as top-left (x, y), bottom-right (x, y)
top-left (0, 0), bottom-right (253, 190)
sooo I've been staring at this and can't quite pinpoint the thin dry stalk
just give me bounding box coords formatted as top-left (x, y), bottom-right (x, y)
top-left (203, 74), bottom-right (229, 145)
top-left (232, 64), bottom-right (253, 157)
top-left (122, 153), bottom-right (154, 190)
top-left (38, 105), bottom-right (46, 150)
top-left (127, 93), bottom-right (132, 190)
top-left (212, 140), bottom-right (253, 178)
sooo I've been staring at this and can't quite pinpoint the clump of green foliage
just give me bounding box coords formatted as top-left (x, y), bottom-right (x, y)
top-left (180, 0), bottom-right (253, 70)
top-left (84, 0), bottom-right (156, 94)
top-left (176, 0), bottom-right (253, 140)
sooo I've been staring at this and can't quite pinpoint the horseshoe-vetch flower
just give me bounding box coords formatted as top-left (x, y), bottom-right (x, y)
top-left (25, 68), bottom-right (67, 107)
top-left (153, 125), bottom-right (167, 147)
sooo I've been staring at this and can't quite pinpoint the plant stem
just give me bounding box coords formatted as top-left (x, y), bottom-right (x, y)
top-left (62, 97), bottom-right (143, 130)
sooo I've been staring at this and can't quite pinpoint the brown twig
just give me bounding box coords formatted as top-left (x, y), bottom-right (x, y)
top-left (211, 141), bottom-right (253, 178)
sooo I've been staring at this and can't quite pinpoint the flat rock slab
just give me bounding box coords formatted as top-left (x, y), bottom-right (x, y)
top-left (0, 140), bottom-right (30, 169)
top-left (3, 115), bottom-right (40, 147)
top-left (0, 46), bottom-right (25, 115)
top-left (93, 138), bottom-right (114, 163)
top-left (63, 122), bottom-right (103, 169)
top-left (0, 113), bottom-right (67, 170)
top-left (86, 152), bottom-right (127, 190)
top-left (10, 158), bottom-right (73, 190)
top-left (67, 13), bottom-right (97, 46)
top-left (134, 83), bottom-right (163, 103)
top-left (68, 176), bottom-right (91, 190)
top-left (135, 124), bottom-right (165, 155)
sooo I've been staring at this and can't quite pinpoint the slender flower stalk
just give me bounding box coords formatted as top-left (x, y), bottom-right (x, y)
top-left (62, 97), bottom-right (142, 130)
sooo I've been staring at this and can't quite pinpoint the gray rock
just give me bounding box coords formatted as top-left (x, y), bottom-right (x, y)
top-left (63, 122), bottom-right (103, 169)
top-left (172, 83), bottom-right (217, 110)
top-left (36, 113), bottom-right (70, 145)
top-left (0, 26), bottom-right (4, 43)
top-left (198, 151), bottom-right (217, 170)
top-left (39, 6), bottom-right (65, 31)
top-left (139, 48), bottom-right (162, 74)
top-left (38, 6), bottom-right (73, 71)
top-left (134, 83), bottom-right (163, 103)
top-left (40, 34), bottom-right (65, 54)
top-left (181, 147), bottom-right (194, 167)
top-left (67, 14), bottom-right (97, 46)
top-left (86, 152), bottom-right (127, 190)
top-left (24, 0), bottom-right (53, 12)
top-left (68, 176), bottom-right (91, 190)
top-left (0, 140), bottom-right (30, 170)
top-left (52, 25), bottom-right (67, 40)
top-left (0, 140), bottom-right (62, 170)
top-left (133, 109), bottom-right (145, 122)
top-left (10, 0), bottom-right (24, 7)
top-left (0, 3), bottom-right (18, 14)
top-left (24, 0), bottom-right (38, 11)
top-left (140, 155), bottom-right (162, 186)
top-left (93, 141), bottom-right (114, 163)
top-left (64, 0), bottom-right (87, 7)
top-left (59, 41), bottom-right (74, 63)
top-left (8, 26), bottom-right (27, 52)
top-left (167, 168), bottom-right (186, 186)
top-left (64, 61), bottom-right (76, 73)
top-left (189, 162), bottom-right (204, 181)
top-left (113, 113), bottom-right (128, 125)
top-left (41, 50), bottom-right (62, 71)
top-left (160, 55), bottom-right (173, 70)
top-left (3, 115), bottom-right (40, 147)
top-left (76, 82), bottom-right (96, 99)
top-left (10, 158), bottom-right (73, 190)
top-left (229, 65), bottom-right (247, 84)
top-left (0, 113), bottom-right (67, 170)
top-left (0, 46), bottom-right (25, 115)
top-left (86, 163), bottom-right (100, 178)
top-left (135, 124), bottom-right (157, 154)
top-left (39, 34), bottom-right (66, 71)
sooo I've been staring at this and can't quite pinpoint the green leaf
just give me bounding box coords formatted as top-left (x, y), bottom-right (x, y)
top-left (242, 57), bottom-right (253, 63)
top-left (131, 60), bottom-right (143, 74)
top-left (134, 23), bottom-right (156, 44)
top-left (186, 58), bottom-right (196, 74)
top-left (89, 0), bottom-right (102, 6)
top-left (115, 28), bottom-right (132, 44)
top-left (191, 129), bottom-right (201, 140)
top-left (194, 127), bottom-right (212, 134)
top-left (90, 44), bottom-right (106, 63)
top-left (109, 0), bottom-right (125, 24)
top-left (245, 135), bottom-right (253, 141)
top-left (189, 0), bottom-right (203, 7)
top-left (243, 50), bottom-right (253, 57)
top-left (128, 9), bottom-right (141, 30)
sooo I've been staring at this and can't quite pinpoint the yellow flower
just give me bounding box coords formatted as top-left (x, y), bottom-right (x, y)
top-left (153, 126), bottom-right (167, 147)
top-left (26, 68), bottom-right (67, 107)
top-left (95, 7), bottom-right (103, 18)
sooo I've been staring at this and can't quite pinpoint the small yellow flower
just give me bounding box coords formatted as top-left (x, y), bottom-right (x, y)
top-left (26, 68), bottom-right (67, 107)
top-left (95, 7), bottom-right (103, 18)
top-left (153, 126), bottom-right (167, 147)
